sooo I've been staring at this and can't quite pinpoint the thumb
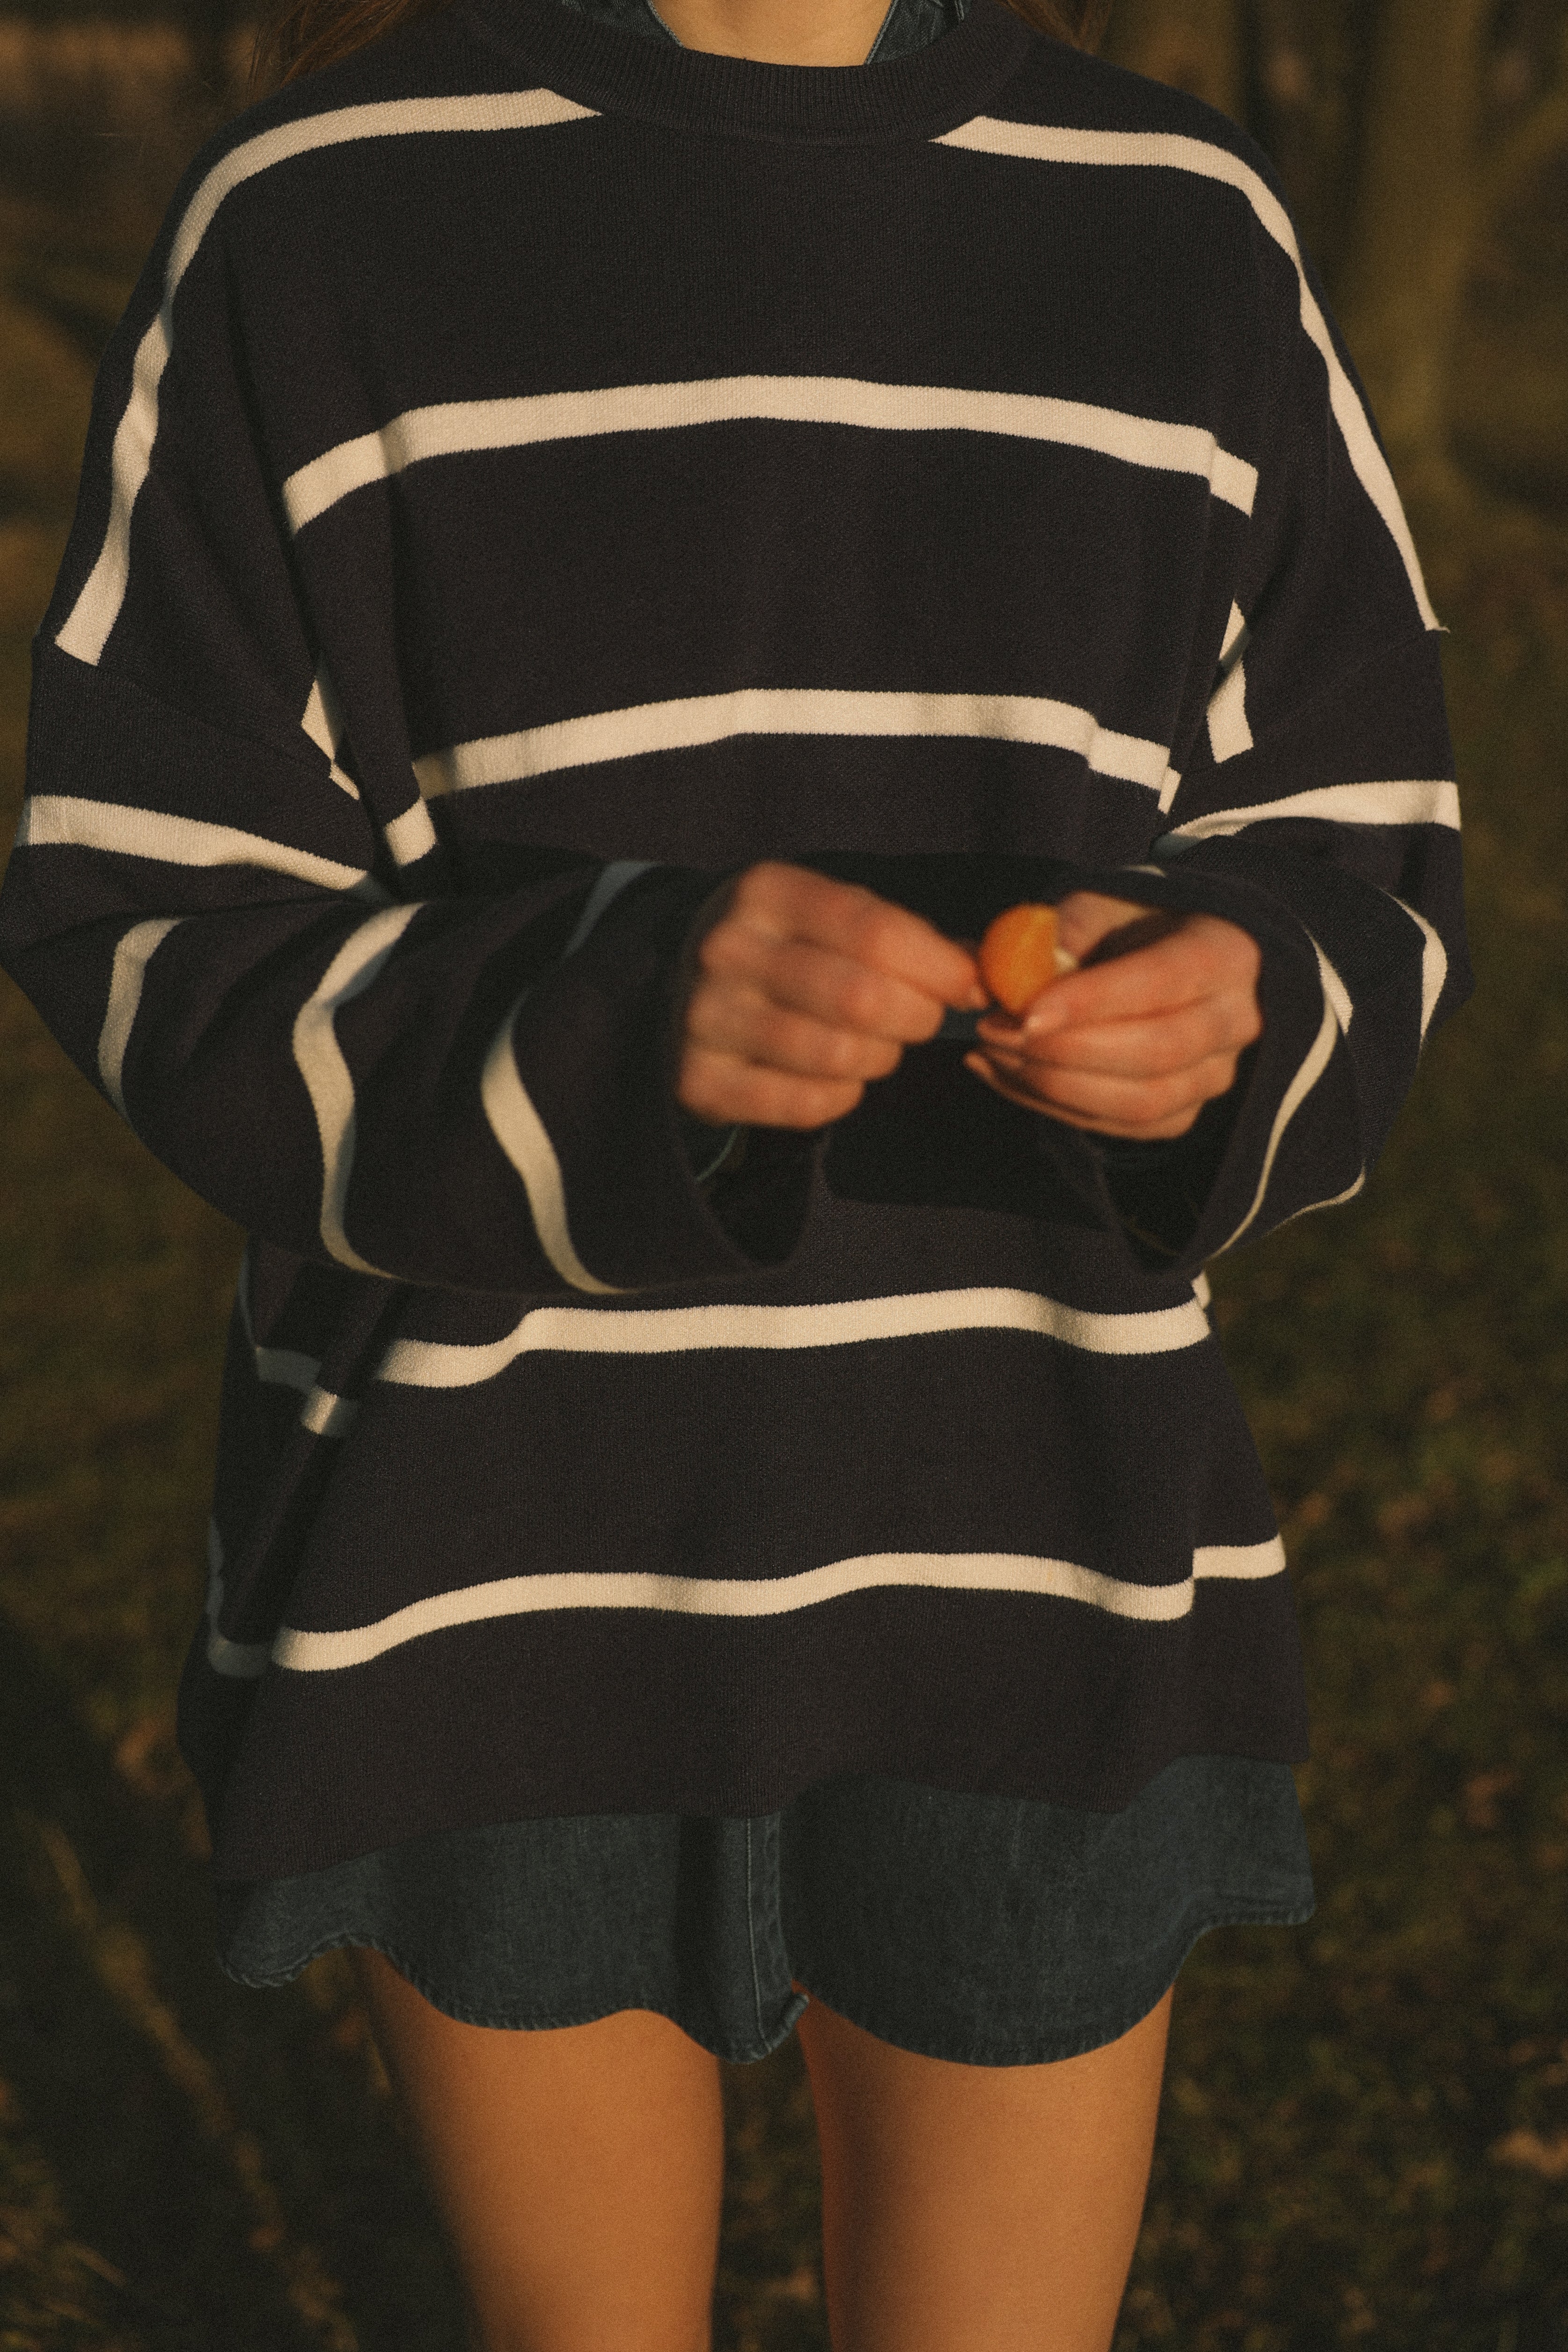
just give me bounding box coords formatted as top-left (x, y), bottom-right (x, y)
top-left (949, 939), bottom-right (993, 1012)
top-left (1055, 890), bottom-right (1181, 968)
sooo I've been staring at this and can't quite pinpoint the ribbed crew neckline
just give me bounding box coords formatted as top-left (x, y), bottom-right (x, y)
top-left (456, 0), bottom-right (1038, 143)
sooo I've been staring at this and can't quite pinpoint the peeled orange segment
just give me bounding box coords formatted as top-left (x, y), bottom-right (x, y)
top-left (977, 903), bottom-right (1079, 1015)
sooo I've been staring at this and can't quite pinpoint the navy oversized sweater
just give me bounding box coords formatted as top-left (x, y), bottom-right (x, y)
top-left (0, 0), bottom-right (1470, 1881)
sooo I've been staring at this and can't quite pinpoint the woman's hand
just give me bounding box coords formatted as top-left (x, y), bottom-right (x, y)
top-left (964, 890), bottom-right (1263, 1142)
top-left (675, 861), bottom-right (989, 1130)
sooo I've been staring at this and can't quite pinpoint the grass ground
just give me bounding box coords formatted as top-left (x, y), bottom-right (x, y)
top-left (1, 64), bottom-right (1567, 2352)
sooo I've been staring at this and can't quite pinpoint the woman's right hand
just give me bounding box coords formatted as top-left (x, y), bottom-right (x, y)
top-left (675, 861), bottom-right (990, 1131)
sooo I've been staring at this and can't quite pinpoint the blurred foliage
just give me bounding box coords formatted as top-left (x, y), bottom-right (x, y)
top-left (1, 1), bottom-right (1567, 2347)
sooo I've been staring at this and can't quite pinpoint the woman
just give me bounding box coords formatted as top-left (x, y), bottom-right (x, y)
top-left (0, 0), bottom-right (1469, 2341)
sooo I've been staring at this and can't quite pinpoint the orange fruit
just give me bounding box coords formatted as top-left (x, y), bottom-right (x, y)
top-left (978, 902), bottom-right (1072, 1015)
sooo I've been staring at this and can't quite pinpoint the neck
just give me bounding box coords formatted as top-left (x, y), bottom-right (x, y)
top-left (647, 0), bottom-right (895, 63)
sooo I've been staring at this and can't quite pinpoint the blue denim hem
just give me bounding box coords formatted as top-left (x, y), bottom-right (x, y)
top-left (216, 1894), bottom-right (1314, 2067)
top-left (791, 1895), bottom-right (1317, 2067)
top-left (218, 1929), bottom-right (811, 2062)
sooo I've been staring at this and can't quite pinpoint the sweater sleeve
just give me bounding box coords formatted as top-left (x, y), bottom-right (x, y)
top-left (0, 202), bottom-right (811, 1298)
top-left (1019, 225), bottom-right (1473, 1282)
top-left (811, 213), bottom-right (1469, 1280)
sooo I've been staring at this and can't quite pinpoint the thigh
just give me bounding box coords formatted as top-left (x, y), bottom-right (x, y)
top-left (792, 1973), bottom-right (1172, 2352)
top-left (351, 1947), bottom-right (725, 2352)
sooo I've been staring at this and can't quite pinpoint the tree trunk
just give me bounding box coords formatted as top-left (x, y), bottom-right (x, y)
top-left (1331, 0), bottom-right (1495, 519)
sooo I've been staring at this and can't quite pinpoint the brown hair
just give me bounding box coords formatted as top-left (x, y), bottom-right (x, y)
top-left (247, 0), bottom-right (1111, 104)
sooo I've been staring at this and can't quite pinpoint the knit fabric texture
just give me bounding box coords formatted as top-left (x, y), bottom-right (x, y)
top-left (0, 0), bottom-right (1469, 1880)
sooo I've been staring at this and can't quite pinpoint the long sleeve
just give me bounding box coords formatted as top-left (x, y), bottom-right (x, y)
top-left (0, 196), bottom-right (813, 1298)
top-left (883, 175), bottom-right (1468, 1285)
top-left (1075, 201), bottom-right (1472, 1281)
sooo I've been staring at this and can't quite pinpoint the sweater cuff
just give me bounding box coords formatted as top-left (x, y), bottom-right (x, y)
top-left (675, 1105), bottom-right (749, 1187)
top-left (1083, 1071), bottom-right (1251, 1267)
top-left (1084, 1131), bottom-right (1193, 1170)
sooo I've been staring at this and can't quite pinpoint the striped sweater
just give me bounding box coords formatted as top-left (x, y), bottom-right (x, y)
top-left (0, 0), bottom-right (1471, 1881)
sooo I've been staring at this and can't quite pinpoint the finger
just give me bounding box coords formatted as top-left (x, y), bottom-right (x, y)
top-left (686, 973), bottom-right (905, 1080)
top-left (983, 914), bottom-right (1261, 1037)
top-left (980, 989), bottom-right (1262, 1082)
top-left (1052, 890), bottom-right (1172, 967)
top-left (680, 1040), bottom-right (866, 1130)
top-left (967, 1059), bottom-right (1206, 1139)
top-left (966, 1047), bottom-right (1240, 1134)
top-left (740, 865), bottom-right (988, 1015)
top-left (964, 1051), bottom-right (1209, 1137)
top-left (709, 908), bottom-right (977, 1044)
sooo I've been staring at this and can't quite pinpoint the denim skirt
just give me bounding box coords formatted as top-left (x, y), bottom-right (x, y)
top-left (213, 1754), bottom-right (1314, 2067)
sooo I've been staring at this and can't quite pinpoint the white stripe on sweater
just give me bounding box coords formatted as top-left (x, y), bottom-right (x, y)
top-left (264, 1537), bottom-right (1291, 1674)
top-left (290, 865), bottom-right (653, 1294)
top-left (15, 793), bottom-right (388, 894)
top-left (55, 90), bottom-right (599, 667)
top-left (411, 687), bottom-right (1177, 801)
top-left (936, 118), bottom-right (1442, 636)
top-left (237, 1282), bottom-right (1217, 1414)
top-left (1302, 924), bottom-right (1354, 1036)
top-left (299, 665), bottom-right (443, 867)
top-left (479, 859), bottom-right (659, 1294)
top-left (99, 916), bottom-right (182, 1115)
top-left (291, 903), bottom-right (422, 1278)
top-left (281, 376), bottom-right (1258, 532)
top-left (377, 1283), bottom-right (1219, 1384)
top-left (1207, 603), bottom-right (1253, 762)
top-left (300, 661), bottom-right (362, 801)
top-left (1278, 1167), bottom-right (1366, 1230)
top-left (1215, 971), bottom-right (1347, 1256)
top-left (1163, 779), bottom-right (1460, 841)
top-left (1380, 889), bottom-right (1449, 1043)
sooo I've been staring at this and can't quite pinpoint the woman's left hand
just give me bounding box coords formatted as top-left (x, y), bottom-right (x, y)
top-left (963, 890), bottom-right (1264, 1142)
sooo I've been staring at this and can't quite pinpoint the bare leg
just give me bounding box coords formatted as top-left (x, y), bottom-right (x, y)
top-left (350, 1947), bottom-right (725, 2352)
top-left (792, 1975), bottom-right (1172, 2352)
